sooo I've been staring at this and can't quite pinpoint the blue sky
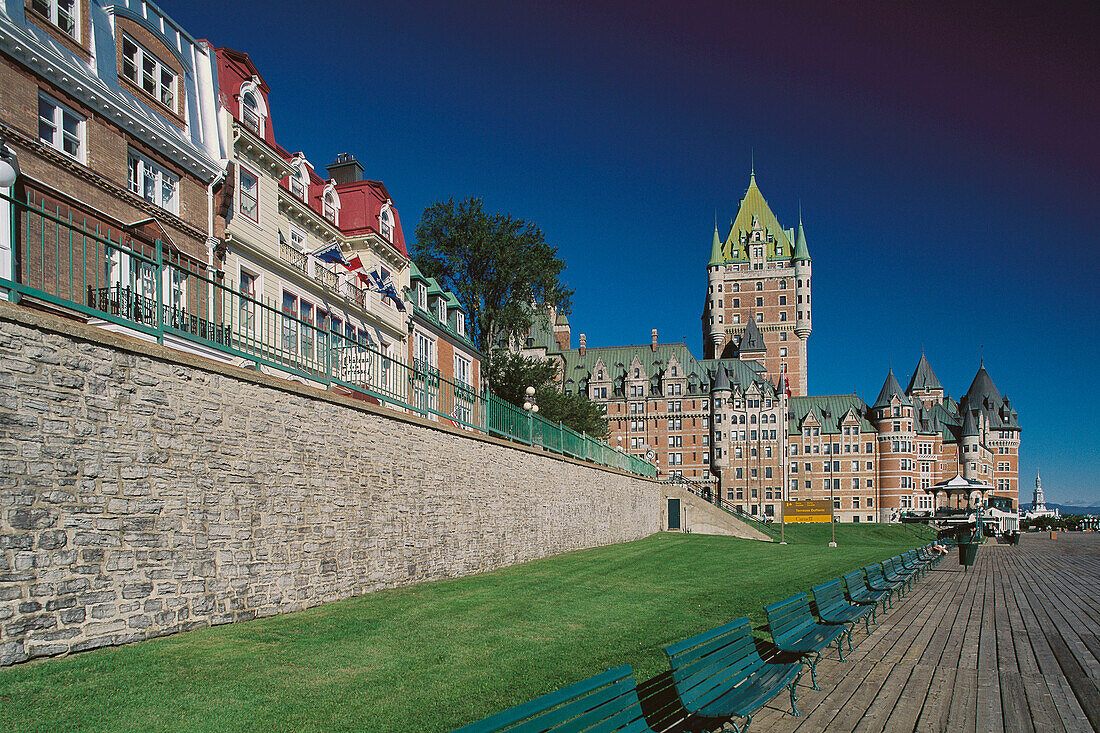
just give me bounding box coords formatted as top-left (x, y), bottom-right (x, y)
top-left (165, 0), bottom-right (1099, 505)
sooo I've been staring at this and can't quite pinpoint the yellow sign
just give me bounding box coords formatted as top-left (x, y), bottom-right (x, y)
top-left (783, 500), bottom-right (832, 523)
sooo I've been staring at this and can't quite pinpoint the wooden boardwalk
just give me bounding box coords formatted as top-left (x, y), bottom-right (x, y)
top-left (749, 533), bottom-right (1100, 732)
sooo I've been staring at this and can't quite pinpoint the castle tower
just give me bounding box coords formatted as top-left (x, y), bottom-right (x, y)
top-left (705, 224), bottom-right (726, 357)
top-left (872, 369), bottom-right (917, 520)
top-left (701, 171), bottom-right (810, 395)
top-left (792, 212), bottom-right (812, 395)
top-left (710, 365), bottom-right (732, 475)
top-left (964, 361), bottom-right (1021, 508)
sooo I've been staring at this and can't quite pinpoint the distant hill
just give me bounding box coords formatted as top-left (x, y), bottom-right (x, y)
top-left (1020, 502), bottom-right (1100, 516)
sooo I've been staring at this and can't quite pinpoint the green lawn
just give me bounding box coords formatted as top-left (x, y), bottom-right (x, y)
top-left (0, 525), bottom-right (932, 733)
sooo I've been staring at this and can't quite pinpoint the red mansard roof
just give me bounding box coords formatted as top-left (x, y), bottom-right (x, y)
top-left (333, 179), bottom-right (408, 258)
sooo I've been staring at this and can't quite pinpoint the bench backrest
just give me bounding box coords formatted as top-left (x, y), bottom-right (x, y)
top-left (451, 664), bottom-right (653, 733)
top-left (811, 579), bottom-right (849, 617)
top-left (842, 570), bottom-right (871, 600)
top-left (865, 564), bottom-right (890, 584)
top-left (664, 617), bottom-right (765, 713)
top-left (883, 557), bottom-right (903, 575)
top-left (765, 594), bottom-right (817, 647)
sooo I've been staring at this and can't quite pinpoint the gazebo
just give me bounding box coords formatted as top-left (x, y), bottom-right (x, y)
top-left (925, 472), bottom-right (1018, 535)
top-left (927, 472), bottom-right (994, 511)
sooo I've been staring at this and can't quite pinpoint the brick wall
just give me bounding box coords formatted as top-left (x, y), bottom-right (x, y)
top-left (0, 304), bottom-right (659, 666)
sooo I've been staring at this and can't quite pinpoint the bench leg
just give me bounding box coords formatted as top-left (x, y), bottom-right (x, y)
top-left (724, 714), bottom-right (752, 733)
top-left (789, 672), bottom-right (802, 717)
top-left (836, 636), bottom-right (846, 661)
top-left (863, 613), bottom-right (872, 634)
top-left (808, 651), bottom-right (821, 690)
top-left (847, 625), bottom-right (854, 652)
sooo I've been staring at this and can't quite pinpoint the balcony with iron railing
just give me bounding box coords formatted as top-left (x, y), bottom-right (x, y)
top-left (315, 265), bottom-right (338, 292)
top-left (281, 242), bottom-right (307, 273)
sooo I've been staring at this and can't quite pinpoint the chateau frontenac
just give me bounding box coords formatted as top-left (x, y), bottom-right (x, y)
top-left (526, 173), bottom-right (1021, 523)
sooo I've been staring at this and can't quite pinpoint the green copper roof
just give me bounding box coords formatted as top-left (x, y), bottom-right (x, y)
top-left (716, 173), bottom-right (794, 263)
top-left (708, 225), bottom-right (723, 266)
top-left (789, 395), bottom-right (875, 435)
top-left (792, 216), bottom-right (810, 261)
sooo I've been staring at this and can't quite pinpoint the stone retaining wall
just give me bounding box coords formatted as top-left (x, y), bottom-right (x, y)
top-left (0, 303), bottom-right (660, 666)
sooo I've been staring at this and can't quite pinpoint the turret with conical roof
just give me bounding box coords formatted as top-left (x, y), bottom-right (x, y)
top-left (710, 365), bottom-right (732, 471)
top-left (873, 369), bottom-right (911, 411)
top-left (907, 351), bottom-right (944, 407)
top-left (738, 317), bottom-right (767, 356)
top-left (705, 223), bottom-right (726, 358)
top-left (793, 210), bottom-right (813, 353)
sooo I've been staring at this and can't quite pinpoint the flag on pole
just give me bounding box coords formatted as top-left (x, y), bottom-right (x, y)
top-left (311, 241), bottom-right (349, 267)
top-left (345, 254), bottom-right (365, 273)
top-left (368, 269), bottom-right (407, 312)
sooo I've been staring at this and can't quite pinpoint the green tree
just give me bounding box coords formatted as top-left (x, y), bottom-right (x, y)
top-left (485, 351), bottom-right (609, 439)
top-left (413, 198), bottom-right (573, 354)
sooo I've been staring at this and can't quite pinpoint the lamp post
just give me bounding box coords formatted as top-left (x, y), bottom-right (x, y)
top-left (0, 134), bottom-right (19, 302)
top-left (522, 385), bottom-right (538, 446)
top-left (829, 479), bottom-right (837, 547)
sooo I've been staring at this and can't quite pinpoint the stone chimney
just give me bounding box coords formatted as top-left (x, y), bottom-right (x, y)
top-left (651, 328), bottom-right (658, 352)
top-left (579, 333), bottom-right (586, 356)
top-left (326, 153), bottom-right (363, 184)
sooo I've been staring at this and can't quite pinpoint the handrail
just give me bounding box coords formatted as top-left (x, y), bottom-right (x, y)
top-left (661, 476), bottom-right (781, 539)
top-left (0, 191), bottom-right (656, 479)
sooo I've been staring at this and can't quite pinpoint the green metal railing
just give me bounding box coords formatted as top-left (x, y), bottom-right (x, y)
top-left (0, 191), bottom-right (655, 478)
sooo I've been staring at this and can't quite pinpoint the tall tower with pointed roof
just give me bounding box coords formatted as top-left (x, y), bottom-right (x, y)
top-left (702, 171), bottom-right (810, 395)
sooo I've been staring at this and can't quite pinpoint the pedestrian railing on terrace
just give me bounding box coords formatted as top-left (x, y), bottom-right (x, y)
top-left (0, 192), bottom-right (655, 479)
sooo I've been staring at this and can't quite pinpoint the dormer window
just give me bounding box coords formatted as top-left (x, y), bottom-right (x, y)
top-left (30, 0), bottom-right (78, 41)
top-left (121, 34), bottom-right (176, 113)
top-left (416, 282), bottom-right (427, 309)
top-left (323, 186), bottom-right (340, 225)
top-left (241, 90), bottom-right (261, 134)
top-left (456, 311), bottom-right (465, 336)
top-left (380, 203), bottom-right (393, 241)
top-left (437, 298), bottom-right (447, 323)
top-left (289, 168), bottom-right (306, 200)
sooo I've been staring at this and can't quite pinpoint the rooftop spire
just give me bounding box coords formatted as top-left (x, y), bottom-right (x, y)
top-left (708, 221), bottom-right (723, 266)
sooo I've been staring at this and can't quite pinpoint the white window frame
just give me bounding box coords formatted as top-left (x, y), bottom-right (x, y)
top-left (456, 311), bottom-right (465, 336)
top-left (322, 184), bottom-right (340, 225)
top-left (238, 266), bottom-right (260, 335)
top-left (37, 91), bottom-right (84, 162)
top-left (454, 354), bottom-right (472, 388)
top-left (30, 0), bottom-right (78, 41)
top-left (289, 225), bottom-right (306, 252)
top-left (416, 282), bottom-right (427, 310)
top-left (120, 33), bottom-right (177, 113)
top-left (379, 202), bottom-right (394, 241)
top-left (128, 150), bottom-right (179, 214)
top-left (238, 164), bottom-right (260, 223)
top-left (437, 298), bottom-right (447, 323)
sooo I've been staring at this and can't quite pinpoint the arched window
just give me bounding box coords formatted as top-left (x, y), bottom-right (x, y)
top-left (238, 78), bottom-right (267, 136)
top-left (288, 157), bottom-right (308, 201)
top-left (379, 201), bottom-right (394, 241)
top-left (322, 183), bottom-right (340, 226)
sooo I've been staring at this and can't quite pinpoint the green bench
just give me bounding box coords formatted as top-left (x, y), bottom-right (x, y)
top-left (864, 564), bottom-right (905, 602)
top-left (811, 578), bottom-right (875, 650)
top-left (765, 594), bottom-right (848, 690)
top-left (882, 557), bottom-right (916, 592)
top-left (842, 570), bottom-right (890, 620)
top-left (903, 549), bottom-right (932, 577)
top-left (451, 664), bottom-right (657, 733)
top-left (664, 617), bottom-right (802, 733)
